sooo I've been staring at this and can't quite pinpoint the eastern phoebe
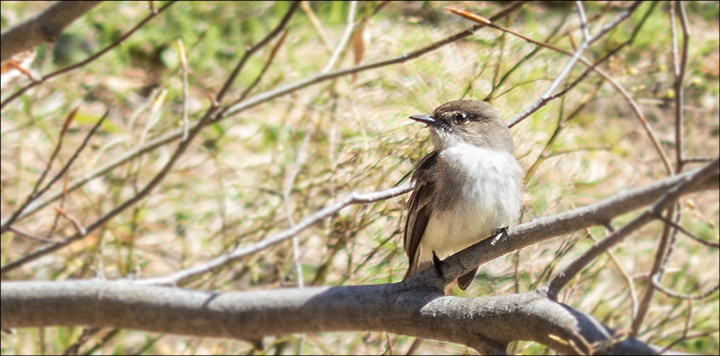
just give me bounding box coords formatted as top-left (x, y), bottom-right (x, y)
top-left (403, 99), bottom-right (524, 290)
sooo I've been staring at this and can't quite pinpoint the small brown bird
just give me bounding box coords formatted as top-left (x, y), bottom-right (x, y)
top-left (403, 99), bottom-right (524, 290)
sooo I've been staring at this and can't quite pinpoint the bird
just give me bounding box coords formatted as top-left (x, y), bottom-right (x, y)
top-left (403, 99), bottom-right (524, 290)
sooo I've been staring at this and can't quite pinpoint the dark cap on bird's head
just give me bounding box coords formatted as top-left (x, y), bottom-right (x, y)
top-left (409, 99), bottom-right (514, 153)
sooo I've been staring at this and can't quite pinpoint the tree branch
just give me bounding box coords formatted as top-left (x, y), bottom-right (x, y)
top-left (431, 159), bottom-right (719, 288)
top-left (546, 159), bottom-right (720, 298)
top-left (0, 1), bottom-right (103, 62)
top-left (0, 280), bottom-right (666, 355)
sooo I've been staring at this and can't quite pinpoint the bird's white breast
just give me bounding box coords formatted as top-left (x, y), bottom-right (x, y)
top-left (420, 143), bottom-right (523, 261)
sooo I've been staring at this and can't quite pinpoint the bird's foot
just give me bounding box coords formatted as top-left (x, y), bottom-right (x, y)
top-left (490, 226), bottom-right (509, 246)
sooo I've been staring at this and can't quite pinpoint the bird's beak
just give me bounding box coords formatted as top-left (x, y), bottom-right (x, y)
top-left (409, 114), bottom-right (435, 126)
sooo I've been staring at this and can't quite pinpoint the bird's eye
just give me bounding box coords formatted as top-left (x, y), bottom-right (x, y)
top-left (452, 112), bottom-right (469, 125)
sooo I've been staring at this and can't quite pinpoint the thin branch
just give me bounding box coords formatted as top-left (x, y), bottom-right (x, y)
top-left (283, 120), bottom-right (314, 289)
top-left (1, 1), bottom-right (178, 110)
top-left (232, 29), bottom-right (288, 105)
top-left (0, 2), bottom-right (314, 274)
top-left (545, 159), bottom-right (719, 299)
top-left (62, 326), bottom-right (101, 356)
top-left (141, 157), bottom-right (720, 287)
top-left (650, 211), bottom-right (719, 248)
top-left (300, 1), bottom-right (334, 52)
top-left (585, 226), bottom-right (639, 318)
top-left (177, 39), bottom-right (189, 142)
top-left (632, 2), bottom-right (695, 335)
top-left (659, 329), bottom-right (720, 355)
top-left (214, 1), bottom-right (300, 104)
top-left (283, 118), bottom-right (314, 354)
top-left (575, 1), bottom-right (590, 42)
top-left (136, 183), bottom-right (414, 286)
top-left (53, 206), bottom-right (87, 236)
top-left (46, 174), bottom-right (70, 238)
top-left (633, 203), bottom-right (680, 336)
top-left (651, 274), bottom-right (720, 301)
top-left (8, 227), bottom-right (60, 244)
top-left (484, 11), bottom-right (569, 101)
top-left (683, 156), bottom-right (715, 164)
top-left (673, 1), bottom-right (690, 170)
top-left (322, 1), bottom-right (357, 73)
top-left (0, 110), bottom-right (109, 235)
top-left (28, 106), bottom-right (78, 198)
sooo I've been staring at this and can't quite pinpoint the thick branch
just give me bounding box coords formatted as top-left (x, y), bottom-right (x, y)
top-left (433, 160), bottom-right (719, 287)
top-left (0, 280), bottom-right (663, 355)
top-left (0, 2), bottom-right (103, 62)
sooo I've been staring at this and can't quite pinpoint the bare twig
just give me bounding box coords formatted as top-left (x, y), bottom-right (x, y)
top-left (282, 118), bottom-right (314, 355)
top-left (214, 1), bottom-right (300, 104)
top-left (546, 159), bottom-right (720, 299)
top-left (659, 330), bottom-right (720, 355)
top-left (136, 183), bottom-right (414, 286)
top-left (30, 106), bottom-right (78, 196)
top-left (673, 1), bottom-right (690, 170)
top-left (62, 326), bottom-right (101, 355)
top-left (300, 1), bottom-right (334, 52)
top-left (650, 211), bottom-right (719, 248)
top-left (651, 274), bottom-right (720, 301)
top-left (8, 227), bottom-right (59, 244)
top-left (0, 127), bottom-right (189, 227)
top-left (0, 110), bottom-right (109, 235)
top-left (585, 226), bottom-right (639, 318)
top-left (53, 206), bottom-right (87, 236)
top-left (1, 1), bottom-right (178, 110)
top-left (524, 82), bottom-right (603, 182)
top-left (232, 29), bottom-right (288, 105)
top-left (283, 120), bottom-right (314, 289)
top-left (0, 2), bottom-right (307, 273)
top-left (575, 1), bottom-right (590, 42)
top-left (144, 157), bottom-right (719, 288)
top-left (46, 174), bottom-right (71, 238)
top-left (322, 1), bottom-right (357, 73)
top-left (177, 39), bottom-right (189, 142)
top-left (484, 12), bottom-right (568, 101)
top-left (683, 156), bottom-right (716, 164)
top-left (633, 203), bottom-right (680, 336)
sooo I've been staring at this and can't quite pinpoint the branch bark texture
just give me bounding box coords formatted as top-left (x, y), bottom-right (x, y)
top-left (0, 1), bottom-right (103, 62)
top-left (0, 280), bottom-right (662, 355)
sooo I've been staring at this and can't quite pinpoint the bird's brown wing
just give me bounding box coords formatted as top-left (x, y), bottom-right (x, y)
top-left (403, 152), bottom-right (437, 280)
